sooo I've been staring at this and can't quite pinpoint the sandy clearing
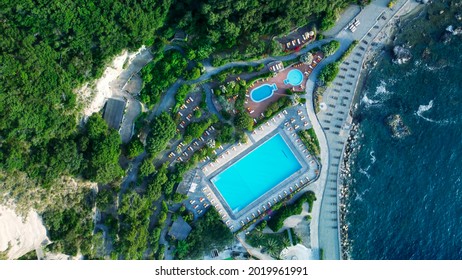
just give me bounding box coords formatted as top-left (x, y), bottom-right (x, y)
top-left (77, 46), bottom-right (146, 120)
top-left (0, 205), bottom-right (49, 259)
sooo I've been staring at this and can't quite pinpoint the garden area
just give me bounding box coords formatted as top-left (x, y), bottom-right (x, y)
top-left (267, 191), bottom-right (317, 232)
top-left (139, 50), bottom-right (189, 108)
top-left (298, 128), bottom-right (321, 157)
top-left (174, 208), bottom-right (233, 259)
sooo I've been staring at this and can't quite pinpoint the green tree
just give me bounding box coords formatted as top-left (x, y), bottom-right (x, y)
top-left (127, 138), bottom-right (144, 158)
top-left (86, 114), bottom-right (108, 140)
top-left (318, 62), bottom-right (340, 85)
top-left (321, 40), bottom-right (340, 56)
top-left (146, 163), bottom-right (168, 201)
top-left (234, 112), bottom-right (253, 131)
top-left (146, 113), bottom-right (176, 157)
top-left (216, 124), bottom-right (234, 144)
top-left (139, 158), bottom-right (155, 178)
top-left (85, 129), bottom-right (124, 184)
top-left (175, 240), bottom-right (190, 259)
top-left (178, 208), bottom-right (233, 259)
top-left (96, 189), bottom-right (114, 210)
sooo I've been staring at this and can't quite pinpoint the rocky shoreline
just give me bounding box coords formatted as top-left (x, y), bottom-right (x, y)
top-left (338, 122), bottom-right (362, 260)
top-left (336, 1), bottom-right (427, 260)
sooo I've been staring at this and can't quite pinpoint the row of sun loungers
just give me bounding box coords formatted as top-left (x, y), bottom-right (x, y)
top-left (348, 19), bottom-right (360, 33)
top-left (269, 63), bottom-right (283, 72)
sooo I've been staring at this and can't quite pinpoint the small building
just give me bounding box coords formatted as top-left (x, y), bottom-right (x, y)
top-left (103, 98), bottom-right (126, 130)
top-left (168, 217), bottom-right (192, 241)
top-left (172, 30), bottom-right (188, 42)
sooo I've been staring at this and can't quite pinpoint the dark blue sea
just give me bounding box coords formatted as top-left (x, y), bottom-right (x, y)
top-left (347, 2), bottom-right (462, 259)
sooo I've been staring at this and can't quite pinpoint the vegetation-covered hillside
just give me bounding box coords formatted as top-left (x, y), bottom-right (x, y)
top-left (1, 0), bottom-right (362, 259)
top-left (169, 0), bottom-right (356, 58)
top-left (0, 0), bottom-right (171, 187)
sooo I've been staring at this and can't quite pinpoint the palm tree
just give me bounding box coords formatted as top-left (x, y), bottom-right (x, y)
top-left (282, 236), bottom-right (292, 248)
top-left (266, 238), bottom-right (279, 257)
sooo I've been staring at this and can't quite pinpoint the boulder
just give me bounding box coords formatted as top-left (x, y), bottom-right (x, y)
top-left (440, 25), bottom-right (462, 44)
top-left (453, 27), bottom-right (462, 35)
top-left (386, 114), bottom-right (411, 138)
top-left (392, 45), bottom-right (412, 64)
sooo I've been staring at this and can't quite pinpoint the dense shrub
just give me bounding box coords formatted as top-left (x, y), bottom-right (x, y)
top-left (321, 40), bottom-right (341, 56)
top-left (140, 50), bottom-right (188, 107)
top-left (267, 192), bottom-right (317, 232)
top-left (318, 62), bottom-right (340, 85)
top-left (298, 128), bottom-right (321, 156)
top-left (176, 208), bottom-right (233, 259)
top-left (146, 113), bottom-right (176, 157)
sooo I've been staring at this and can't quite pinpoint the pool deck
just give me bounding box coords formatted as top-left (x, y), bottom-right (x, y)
top-left (186, 105), bottom-right (320, 232)
top-left (245, 53), bottom-right (324, 118)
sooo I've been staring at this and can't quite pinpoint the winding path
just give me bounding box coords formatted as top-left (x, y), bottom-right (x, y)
top-left (115, 0), bottom-right (421, 261)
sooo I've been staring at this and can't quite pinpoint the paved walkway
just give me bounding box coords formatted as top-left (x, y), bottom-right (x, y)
top-left (108, 47), bottom-right (153, 143)
top-left (322, 5), bottom-right (362, 38)
top-left (307, 0), bottom-right (421, 260)
top-left (236, 234), bottom-right (274, 260)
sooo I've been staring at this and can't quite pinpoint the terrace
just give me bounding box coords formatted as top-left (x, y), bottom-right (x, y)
top-left (245, 52), bottom-right (324, 118)
top-left (277, 26), bottom-right (316, 51)
top-left (181, 104), bottom-right (321, 232)
top-left (153, 91), bottom-right (218, 168)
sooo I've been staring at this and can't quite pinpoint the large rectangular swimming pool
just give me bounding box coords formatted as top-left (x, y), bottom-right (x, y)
top-left (211, 133), bottom-right (302, 213)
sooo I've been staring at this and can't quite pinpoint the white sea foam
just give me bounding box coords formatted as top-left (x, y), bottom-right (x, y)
top-left (375, 80), bottom-right (389, 95)
top-left (361, 80), bottom-right (393, 107)
top-left (358, 168), bottom-right (370, 179)
top-left (387, 77), bottom-right (398, 86)
top-left (417, 100), bottom-right (434, 115)
top-left (415, 100), bottom-right (438, 122)
top-left (415, 100), bottom-right (455, 125)
top-left (355, 188), bottom-right (370, 201)
top-left (370, 150), bottom-right (376, 165)
top-left (361, 93), bottom-right (379, 106)
top-left (404, 67), bottom-right (418, 77)
top-left (424, 63), bottom-right (448, 72)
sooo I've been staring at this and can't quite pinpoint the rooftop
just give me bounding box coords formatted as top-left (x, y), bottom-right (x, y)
top-left (103, 98), bottom-right (126, 130)
top-left (168, 216), bottom-right (192, 241)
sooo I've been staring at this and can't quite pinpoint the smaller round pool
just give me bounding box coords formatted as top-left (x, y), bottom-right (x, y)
top-left (284, 69), bottom-right (303, 86)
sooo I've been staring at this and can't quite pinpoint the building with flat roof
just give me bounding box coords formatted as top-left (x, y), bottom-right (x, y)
top-left (103, 98), bottom-right (126, 130)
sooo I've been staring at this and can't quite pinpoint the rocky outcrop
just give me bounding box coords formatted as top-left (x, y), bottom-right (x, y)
top-left (386, 114), bottom-right (411, 138)
top-left (440, 25), bottom-right (462, 44)
top-left (453, 27), bottom-right (462, 35)
top-left (392, 45), bottom-right (412, 64)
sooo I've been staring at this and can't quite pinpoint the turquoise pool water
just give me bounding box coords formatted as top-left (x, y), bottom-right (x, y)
top-left (250, 83), bottom-right (278, 102)
top-left (211, 134), bottom-right (302, 212)
top-left (284, 69), bottom-right (303, 86)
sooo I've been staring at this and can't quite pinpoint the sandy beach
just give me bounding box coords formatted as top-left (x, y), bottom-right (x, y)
top-left (0, 205), bottom-right (49, 259)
